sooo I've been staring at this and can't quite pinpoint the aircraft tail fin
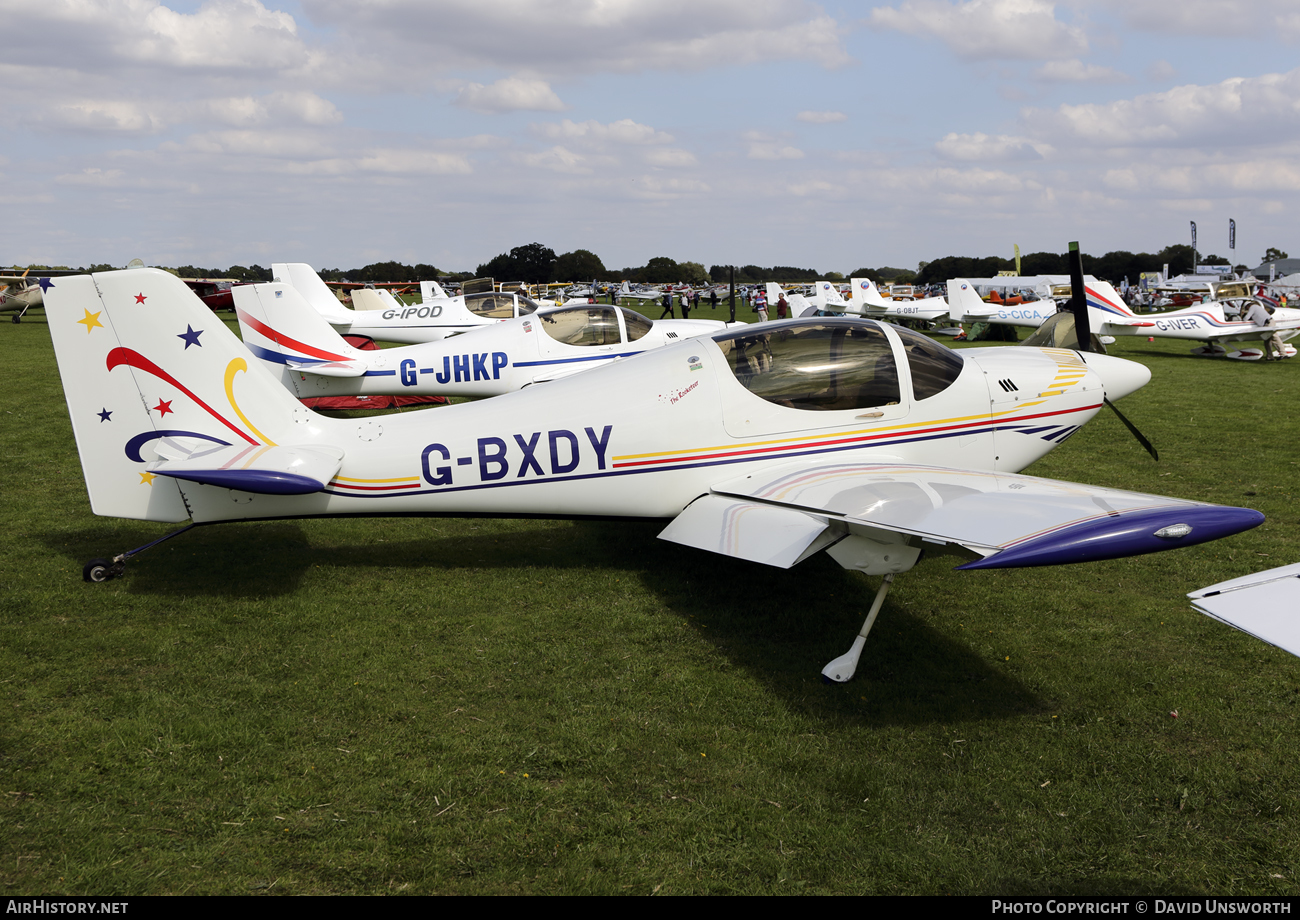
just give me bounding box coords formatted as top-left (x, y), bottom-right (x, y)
top-left (1084, 280), bottom-right (1135, 319)
top-left (421, 279), bottom-right (448, 301)
top-left (272, 262), bottom-right (357, 323)
top-left (947, 279), bottom-right (995, 321)
top-left (849, 277), bottom-right (889, 310)
top-left (234, 281), bottom-right (359, 378)
top-left (45, 269), bottom-right (312, 522)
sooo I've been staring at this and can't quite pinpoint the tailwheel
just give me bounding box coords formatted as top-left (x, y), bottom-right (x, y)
top-left (83, 558), bottom-right (124, 583)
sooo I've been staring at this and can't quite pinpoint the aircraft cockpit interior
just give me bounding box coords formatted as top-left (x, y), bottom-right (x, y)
top-left (712, 320), bottom-right (903, 411)
top-left (464, 292), bottom-right (541, 319)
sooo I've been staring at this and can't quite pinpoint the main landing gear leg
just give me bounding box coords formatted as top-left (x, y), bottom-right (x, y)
top-left (821, 573), bottom-right (895, 684)
top-left (83, 523), bottom-right (203, 583)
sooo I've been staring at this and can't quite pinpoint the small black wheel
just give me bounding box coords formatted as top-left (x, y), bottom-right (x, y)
top-left (11, 314), bottom-right (19, 324)
top-left (83, 558), bottom-right (116, 583)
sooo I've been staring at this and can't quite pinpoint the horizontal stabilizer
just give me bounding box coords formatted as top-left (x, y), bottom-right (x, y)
top-left (149, 443), bottom-right (345, 495)
top-left (1189, 563), bottom-right (1300, 658)
top-left (285, 359), bottom-right (367, 378)
top-left (658, 494), bottom-right (839, 568)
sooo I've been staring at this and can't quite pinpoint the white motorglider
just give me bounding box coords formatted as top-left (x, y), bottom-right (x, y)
top-left (46, 269), bottom-right (1265, 681)
top-left (947, 279), bottom-right (1300, 359)
top-left (234, 280), bottom-right (737, 400)
top-left (273, 262), bottom-right (541, 345)
top-left (841, 278), bottom-right (951, 324)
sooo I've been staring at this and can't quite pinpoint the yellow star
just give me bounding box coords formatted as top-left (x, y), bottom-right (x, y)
top-left (77, 309), bottom-right (104, 333)
top-left (139, 471), bottom-right (156, 485)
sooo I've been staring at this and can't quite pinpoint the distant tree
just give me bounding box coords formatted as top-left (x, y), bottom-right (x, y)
top-left (639, 256), bottom-right (680, 284)
top-left (1155, 244), bottom-right (1195, 276)
top-left (88, 263), bottom-right (117, 273)
top-left (708, 265), bottom-right (730, 283)
top-left (847, 267), bottom-right (881, 283)
top-left (553, 249), bottom-right (606, 282)
top-left (477, 243), bottom-right (557, 284)
top-left (678, 261), bottom-right (709, 285)
top-left (1019, 251), bottom-right (1067, 276)
top-left (824, 272), bottom-right (844, 282)
top-left (1263, 247), bottom-right (1289, 263)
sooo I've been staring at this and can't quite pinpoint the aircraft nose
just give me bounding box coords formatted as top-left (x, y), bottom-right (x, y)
top-left (1084, 353), bottom-right (1151, 401)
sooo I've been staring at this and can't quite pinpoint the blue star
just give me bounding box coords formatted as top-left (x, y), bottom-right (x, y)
top-left (178, 325), bottom-right (203, 349)
top-left (37, 277), bottom-right (54, 292)
top-left (97, 408), bottom-right (112, 423)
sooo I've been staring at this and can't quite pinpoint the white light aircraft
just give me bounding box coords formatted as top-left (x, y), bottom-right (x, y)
top-left (273, 262), bottom-right (539, 345)
top-left (234, 280), bottom-right (736, 400)
top-left (844, 278), bottom-right (951, 324)
top-left (46, 269), bottom-right (1265, 682)
top-left (949, 278), bottom-right (1300, 359)
top-left (615, 281), bottom-right (664, 303)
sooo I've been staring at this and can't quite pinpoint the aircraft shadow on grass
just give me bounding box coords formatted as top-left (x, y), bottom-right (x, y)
top-left (48, 517), bottom-right (1043, 724)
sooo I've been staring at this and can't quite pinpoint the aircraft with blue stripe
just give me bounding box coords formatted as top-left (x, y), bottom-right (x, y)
top-left (46, 267), bottom-right (1266, 682)
top-left (234, 280), bottom-right (739, 400)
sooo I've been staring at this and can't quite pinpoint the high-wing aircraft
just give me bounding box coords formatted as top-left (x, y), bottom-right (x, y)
top-left (273, 262), bottom-right (540, 345)
top-left (234, 280), bottom-right (737, 400)
top-left (948, 278), bottom-right (1300, 359)
top-left (45, 268), bottom-right (1265, 682)
top-left (1, 271), bottom-right (50, 322)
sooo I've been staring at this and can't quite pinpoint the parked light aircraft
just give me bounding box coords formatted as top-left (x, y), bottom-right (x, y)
top-left (615, 281), bottom-right (664, 303)
top-left (46, 268), bottom-right (1265, 681)
top-left (948, 279), bottom-right (1300, 359)
top-left (234, 280), bottom-right (736, 400)
top-left (1, 271), bottom-right (50, 322)
top-left (273, 262), bottom-right (538, 345)
top-left (844, 278), bottom-right (951, 324)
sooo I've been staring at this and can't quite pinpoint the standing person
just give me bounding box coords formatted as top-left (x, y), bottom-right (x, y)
top-left (709, 288), bottom-right (718, 311)
top-left (660, 291), bottom-right (675, 319)
top-left (755, 288), bottom-right (769, 323)
top-left (681, 290), bottom-right (691, 319)
top-left (776, 293), bottom-right (789, 319)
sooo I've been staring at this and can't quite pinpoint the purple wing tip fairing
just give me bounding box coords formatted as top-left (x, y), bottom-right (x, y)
top-left (956, 505), bottom-right (1265, 570)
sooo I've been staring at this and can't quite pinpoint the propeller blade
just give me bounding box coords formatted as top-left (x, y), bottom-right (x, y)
top-left (1104, 396), bottom-right (1159, 461)
top-left (1067, 240), bottom-right (1093, 352)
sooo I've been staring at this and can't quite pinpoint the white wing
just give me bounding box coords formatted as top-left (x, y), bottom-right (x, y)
top-left (1189, 564), bottom-right (1300, 658)
top-left (660, 460), bottom-right (1263, 572)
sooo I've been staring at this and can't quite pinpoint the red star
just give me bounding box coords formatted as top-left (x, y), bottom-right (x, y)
top-left (135, 293), bottom-right (147, 304)
top-left (153, 399), bottom-right (173, 417)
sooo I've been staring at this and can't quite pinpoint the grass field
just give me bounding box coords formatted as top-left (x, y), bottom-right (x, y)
top-left (2, 305), bottom-right (1298, 895)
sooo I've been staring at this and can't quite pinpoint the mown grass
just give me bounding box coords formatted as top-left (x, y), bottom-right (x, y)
top-left (2, 310), bottom-right (1298, 895)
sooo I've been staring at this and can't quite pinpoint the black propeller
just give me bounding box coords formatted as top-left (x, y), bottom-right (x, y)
top-left (1066, 240), bottom-right (1158, 461)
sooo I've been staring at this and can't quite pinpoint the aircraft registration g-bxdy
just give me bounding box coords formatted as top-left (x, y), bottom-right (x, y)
top-left (234, 279), bottom-right (737, 399)
top-left (47, 268), bottom-right (1265, 681)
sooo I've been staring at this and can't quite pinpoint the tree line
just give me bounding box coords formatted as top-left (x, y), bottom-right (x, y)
top-left (12, 243), bottom-right (1289, 287)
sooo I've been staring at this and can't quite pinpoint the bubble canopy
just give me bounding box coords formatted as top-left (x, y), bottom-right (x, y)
top-left (711, 318), bottom-right (964, 410)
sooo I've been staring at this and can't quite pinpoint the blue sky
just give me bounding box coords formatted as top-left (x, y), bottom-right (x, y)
top-left (5, 0), bottom-right (1300, 274)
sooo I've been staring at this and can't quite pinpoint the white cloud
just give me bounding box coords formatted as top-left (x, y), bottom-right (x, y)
top-left (748, 143), bottom-right (805, 160)
top-left (532, 119), bottom-right (674, 146)
top-left (1094, 0), bottom-right (1300, 40)
top-left (519, 146), bottom-right (593, 174)
top-left (455, 77), bottom-right (566, 114)
top-left (934, 132), bottom-right (1052, 160)
top-left (644, 148), bottom-right (698, 168)
top-left (797, 110), bottom-right (847, 123)
top-left (1022, 68), bottom-right (1300, 147)
top-left (1033, 60), bottom-right (1129, 83)
top-left (870, 0), bottom-right (1087, 60)
top-left (301, 0), bottom-right (851, 74)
